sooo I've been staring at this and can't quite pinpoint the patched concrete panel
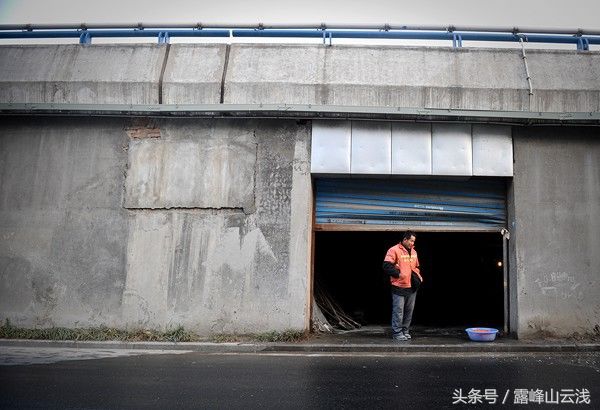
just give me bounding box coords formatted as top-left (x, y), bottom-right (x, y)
top-left (124, 138), bottom-right (256, 211)
top-left (0, 44), bottom-right (166, 104)
top-left (512, 127), bottom-right (600, 337)
top-left (161, 44), bottom-right (227, 104)
top-left (121, 119), bottom-right (311, 332)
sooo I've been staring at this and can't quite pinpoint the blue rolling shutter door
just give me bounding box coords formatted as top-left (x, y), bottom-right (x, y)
top-left (315, 178), bottom-right (507, 230)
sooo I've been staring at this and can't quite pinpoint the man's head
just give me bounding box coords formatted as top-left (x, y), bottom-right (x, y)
top-left (401, 230), bottom-right (416, 249)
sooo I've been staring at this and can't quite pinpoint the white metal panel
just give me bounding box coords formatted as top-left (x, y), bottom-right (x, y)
top-left (432, 124), bottom-right (473, 175)
top-left (350, 121), bottom-right (392, 174)
top-left (311, 120), bottom-right (351, 173)
top-left (472, 125), bottom-right (513, 176)
top-left (391, 123), bottom-right (432, 175)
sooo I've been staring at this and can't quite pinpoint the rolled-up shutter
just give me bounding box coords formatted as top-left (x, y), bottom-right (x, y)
top-left (315, 178), bottom-right (506, 231)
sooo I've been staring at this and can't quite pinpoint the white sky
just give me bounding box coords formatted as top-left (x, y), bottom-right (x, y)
top-left (2, 0), bottom-right (600, 28)
top-left (1, 0), bottom-right (599, 48)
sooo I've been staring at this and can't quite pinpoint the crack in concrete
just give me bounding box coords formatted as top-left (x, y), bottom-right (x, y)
top-left (124, 206), bottom-right (245, 212)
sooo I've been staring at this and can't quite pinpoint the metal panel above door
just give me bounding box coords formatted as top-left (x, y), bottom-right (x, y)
top-left (392, 123), bottom-right (432, 175)
top-left (351, 121), bottom-right (392, 174)
top-left (311, 120), bottom-right (513, 177)
top-left (472, 125), bottom-right (513, 176)
top-left (315, 178), bottom-right (507, 231)
top-left (431, 124), bottom-right (473, 175)
top-left (311, 120), bottom-right (351, 173)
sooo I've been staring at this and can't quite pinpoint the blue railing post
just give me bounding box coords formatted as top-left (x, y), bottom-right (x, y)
top-left (158, 31), bottom-right (170, 44)
top-left (452, 33), bottom-right (463, 48)
top-left (577, 37), bottom-right (590, 51)
top-left (79, 31), bottom-right (91, 44)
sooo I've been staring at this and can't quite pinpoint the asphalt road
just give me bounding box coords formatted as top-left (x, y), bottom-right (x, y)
top-left (1, 351), bottom-right (599, 409)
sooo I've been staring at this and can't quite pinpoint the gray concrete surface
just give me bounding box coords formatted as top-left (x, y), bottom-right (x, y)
top-left (0, 117), bottom-right (130, 328)
top-left (225, 45), bottom-right (530, 111)
top-left (0, 44), bottom-right (166, 104)
top-left (0, 118), bottom-right (312, 333)
top-left (528, 50), bottom-right (600, 112)
top-left (161, 44), bottom-right (227, 104)
top-left (1, 44), bottom-right (599, 113)
top-left (512, 127), bottom-right (600, 337)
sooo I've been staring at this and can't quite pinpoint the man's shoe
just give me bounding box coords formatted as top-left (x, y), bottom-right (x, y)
top-left (393, 334), bottom-right (408, 341)
top-left (402, 330), bottom-right (412, 339)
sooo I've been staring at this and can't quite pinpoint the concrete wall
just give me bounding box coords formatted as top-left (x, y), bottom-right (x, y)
top-left (0, 118), bottom-right (130, 327)
top-left (225, 45), bottom-right (530, 111)
top-left (527, 50), bottom-right (600, 112)
top-left (512, 127), bottom-right (600, 337)
top-left (1, 43), bottom-right (599, 335)
top-left (1, 44), bottom-right (599, 112)
top-left (161, 44), bottom-right (226, 104)
top-left (0, 117), bottom-right (312, 333)
top-left (0, 45), bottom-right (166, 104)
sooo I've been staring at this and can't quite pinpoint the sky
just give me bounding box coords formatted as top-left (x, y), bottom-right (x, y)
top-left (2, 0), bottom-right (600, 28)
top-left (0, 0), bottom-right (599, 48)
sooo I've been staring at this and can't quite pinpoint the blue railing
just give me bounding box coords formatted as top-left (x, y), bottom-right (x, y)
top-left (0, 24), bottom-right (599, 50)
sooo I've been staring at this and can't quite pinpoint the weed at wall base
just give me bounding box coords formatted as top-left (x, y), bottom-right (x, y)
top-left (0, 319), bottom-right (310, 343)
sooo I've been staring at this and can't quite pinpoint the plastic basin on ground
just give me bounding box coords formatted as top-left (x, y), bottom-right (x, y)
top-left (465, 327), bottom-right (499, 342)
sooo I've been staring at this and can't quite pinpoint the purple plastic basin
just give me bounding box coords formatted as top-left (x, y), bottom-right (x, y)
top-left (465, 327), bottom-right (499, 342)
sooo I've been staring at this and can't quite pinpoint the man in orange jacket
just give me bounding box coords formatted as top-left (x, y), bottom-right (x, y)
top-left (382, 231), bottom-right (423, 341)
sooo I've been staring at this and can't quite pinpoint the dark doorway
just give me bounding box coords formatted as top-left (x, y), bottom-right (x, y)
top-left (313, 231), bottom-right (504, 329)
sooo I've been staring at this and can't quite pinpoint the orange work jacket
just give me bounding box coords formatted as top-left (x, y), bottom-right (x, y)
top-left (384, 244), bottom-right (422, 289)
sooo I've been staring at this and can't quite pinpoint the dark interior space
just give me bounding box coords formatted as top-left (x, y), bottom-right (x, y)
top-left (313, 231), bottom-right (504, 329)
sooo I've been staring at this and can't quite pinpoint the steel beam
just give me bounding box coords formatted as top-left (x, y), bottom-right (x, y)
top-left (1, 103), bottom-right (599, 125)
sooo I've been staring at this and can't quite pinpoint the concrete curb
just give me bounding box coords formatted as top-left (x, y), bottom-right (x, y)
top-left (1, 339), bottom-right (599, 354)
top-left (264, 343), bottom-right (600, 353)
top-left (0, 339), bottom-right (267, 353)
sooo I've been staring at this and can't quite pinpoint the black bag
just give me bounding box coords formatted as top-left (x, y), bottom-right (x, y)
top-left (411, 271), bottom-right (422, 291)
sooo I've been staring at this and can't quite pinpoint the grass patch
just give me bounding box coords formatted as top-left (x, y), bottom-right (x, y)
top-left (210, 329), bottom-right (309, 343)
top-left (254, 330), bottom-right (309, 342)
top-left (0, 319), bottom-right (310, 343)
top-left (0, 319), bottom-right (202, 342)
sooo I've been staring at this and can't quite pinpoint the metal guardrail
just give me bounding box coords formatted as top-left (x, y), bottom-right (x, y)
top-left (0, 24), bottom-right (599, 50)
